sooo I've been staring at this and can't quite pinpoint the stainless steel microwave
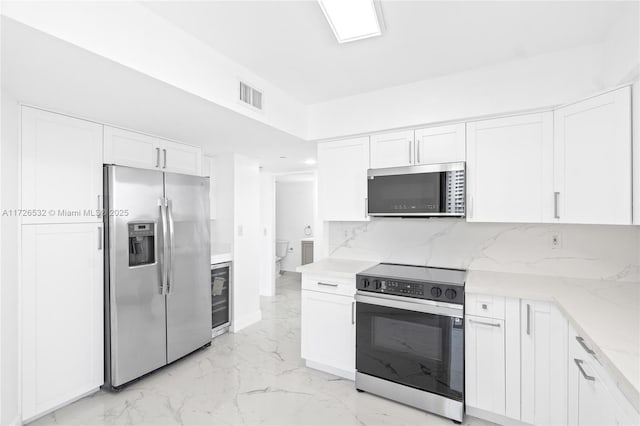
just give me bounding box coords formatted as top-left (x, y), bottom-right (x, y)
top-left (367, 162), bottom-right (465, 217)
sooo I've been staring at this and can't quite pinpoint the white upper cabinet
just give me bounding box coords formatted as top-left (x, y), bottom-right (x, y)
top-left (104, 126), bottom-right (159, 170)
top-left (160, 138), bottom-right (202, 176)
top-left (21, 223), bottom-right (103, 422)
top-left (369, 130), bottom-right (414, 168)
top-left (553, 86), bottom-right (632, 225)
top-left (318, 137), bottom-right (370, 221)
top-left (466, 112), bottom-right (553, 223)
top-left (104, 125), bottom-right (203, 176)
top-left (414, 123), bottom-right (466, 165)
top-left (21, 107), bottom-right (103, 224)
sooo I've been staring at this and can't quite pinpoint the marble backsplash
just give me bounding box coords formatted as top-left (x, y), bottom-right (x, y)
top-left (327, 219), bottom-right (640, 282)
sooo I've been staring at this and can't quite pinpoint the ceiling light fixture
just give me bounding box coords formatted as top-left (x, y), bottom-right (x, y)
top-left (318, 0), bottom-right (383, 44)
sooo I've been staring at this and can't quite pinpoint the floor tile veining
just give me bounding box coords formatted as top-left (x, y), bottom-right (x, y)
top-left (32, 273), bottom-right (492, 426)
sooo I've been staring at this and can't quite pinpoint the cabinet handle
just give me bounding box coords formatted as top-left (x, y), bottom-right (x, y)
top-left (97, 194), bottom-right (102, 211)
top-left (576, 336), bottom-right (596, 355)
top-left (416, 139), bottom-right (421, 164)
top-left (574, 358), bottom-right (595, 381)
top-left (317, 282), bottom-right (338, 287)
top-left (351, 301), bottom-right (355, 324)
top-left (526, 303), bottom-right (531, 335)
top-left (163, 149), bottom-right (167, 169)
top-left (469, 319), bottom-right (500, 328)
top-left (155, 147), bottom-right (160, 168)
top-left (364, 197), bottom-right (368, 218)
top-left (554, 192), bottom-right (560, 219)
top-left (97, 226), bottom-right (103, 250)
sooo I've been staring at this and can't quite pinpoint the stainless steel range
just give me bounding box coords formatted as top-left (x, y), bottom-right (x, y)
top-left (355, 263), bottom-right (466, 422)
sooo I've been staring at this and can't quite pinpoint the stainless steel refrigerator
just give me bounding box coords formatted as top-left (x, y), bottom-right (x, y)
top-left (103, 165), bottom-right (211, 389)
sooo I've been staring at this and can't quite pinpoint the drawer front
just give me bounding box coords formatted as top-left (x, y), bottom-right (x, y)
top-left (302, 274), bottom-right (356, 297)
top-left (466, 293), bottom-right (505, 319)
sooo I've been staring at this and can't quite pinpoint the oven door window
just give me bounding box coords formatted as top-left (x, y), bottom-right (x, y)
top-left (356, 302), bottom-right (463, 402)
top-left (367, 172), bottom-right (445, 214)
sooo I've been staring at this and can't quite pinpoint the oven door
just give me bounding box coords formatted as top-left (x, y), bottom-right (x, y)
top-left (355, 292), bottom-right (464, 402)
top-left (367, 163), bottom-right (465, 217)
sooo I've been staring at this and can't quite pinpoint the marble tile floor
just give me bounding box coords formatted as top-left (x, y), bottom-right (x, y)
top-left (31, 272), bottom-right (495, 426)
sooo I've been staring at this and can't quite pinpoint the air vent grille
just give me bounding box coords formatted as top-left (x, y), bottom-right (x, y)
top-left (239, 81), bottom-right (263, 110)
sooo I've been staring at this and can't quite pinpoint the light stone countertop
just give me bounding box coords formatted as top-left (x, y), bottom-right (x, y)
top-left (296, 258), bottom-right (378, 279)
top-left (211, 252), bottom-right (232, 265)
top-left (466, 270), bottom-right (640, 412)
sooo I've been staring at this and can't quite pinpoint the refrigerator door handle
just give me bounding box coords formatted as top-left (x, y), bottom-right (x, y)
top-left (159, 197), bottom-right (168, 295)
top-left (167, 198), bottom-right (175, 295)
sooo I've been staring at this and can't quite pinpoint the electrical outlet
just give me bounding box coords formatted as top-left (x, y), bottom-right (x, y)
top-left (551, 233), bottom-right (562, 249)
top-left (238, 225), bottom-right (243, 237)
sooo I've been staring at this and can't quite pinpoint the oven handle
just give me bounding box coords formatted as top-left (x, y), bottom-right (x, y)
top-left (355, 291), bottom-right (463, 318)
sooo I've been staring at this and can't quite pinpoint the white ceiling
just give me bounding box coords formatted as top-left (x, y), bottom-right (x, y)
top-left (1, 18), bottom-right (316, 173)
top-left (142, 0), bottom-right (633, 104)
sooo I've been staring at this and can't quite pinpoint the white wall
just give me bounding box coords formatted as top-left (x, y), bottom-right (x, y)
top-left (601, 5), bottom-right (640, 87)
top-left (259, 172), bottom-right (276, 297)
top-left (1, 88), bottom-right (21, 426)
top-left (307, 44), bottom-right (605, 140)
top-left (231, 155), bottom-right (262, 332)
top-left (1, 1), bottom-right (307, 140)
top-left (276, 180), bottom-right (315, 272)
top-left (328, 220), bottom-right (640, 282)
top-left (210, 155), bottom-right (234, 255)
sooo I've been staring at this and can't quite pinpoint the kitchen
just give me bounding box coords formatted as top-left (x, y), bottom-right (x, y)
top-left (1, 1), bottom-right (639, 426)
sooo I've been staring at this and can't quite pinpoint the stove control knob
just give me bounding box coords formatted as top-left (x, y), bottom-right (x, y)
top-left (374, 280), bottom-right (382, 289)
top-left (445, 288), bottom-right (457, 300)
top-left (362, 279), bottom-right (370, 288)
top-left (430, 287), bottom-right (442, 298)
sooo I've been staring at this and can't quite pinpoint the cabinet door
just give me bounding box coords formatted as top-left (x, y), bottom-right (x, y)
top-left (414, 123), bottom-right (465, 165)
top-left (21, 223), bottom-right (104, 421)
top-left (554, 86), bottom-right (632, 224)
top-left (465, 315), bottom-right (506, 416)
top-left (21, 107), bottom-right (103, 224)
top-left (104, 126), bottom-right (160, 170)
top-left (317, 137), bottom-right (370, 221)
top-left (521, 300), bottom-right (568, 425)
top-left (203, 156), bottom-right (216, 220)
top-left (466, 113), bottom-right (553, 222)
top-left (301, 290), bottom-right (355, 375)
top-left (160, 139), bottom-right (202, 176)
top-left (369, 130), bottom-right (414, 169)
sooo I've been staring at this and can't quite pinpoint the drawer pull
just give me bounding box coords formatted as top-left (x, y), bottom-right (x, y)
top-left (469, 319), bottom-right (500, 328)
top-left (574, 358), bottom-right (595, 381)
top-left (481, 303), bottom-right (488, 310)
top-left (576, 336), bottom-right (596, 355)
top-left (317, 282), bottom-right (338, 287)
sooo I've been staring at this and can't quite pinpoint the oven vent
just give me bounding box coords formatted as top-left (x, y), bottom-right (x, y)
top-left (239, 81), bottom-right (263, 110)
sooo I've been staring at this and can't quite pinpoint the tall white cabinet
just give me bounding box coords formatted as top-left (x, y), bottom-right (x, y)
top-left (466, 112), bottom-right (553, 223)
top-left (21, 224), bottom-right (103, 421)
top-left (20, 107), bottom-right (104, 422)
top-left (553, 86), bottom-right (632, 225)
top-left (21, 107), bottom-right (103, 223)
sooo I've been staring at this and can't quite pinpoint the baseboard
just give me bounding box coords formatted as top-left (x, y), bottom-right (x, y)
top-left (231, 310), bottom-right (262, 333)
top-left (21, 387), bottom-right (99, 425)
top-left (305, 360), bottom-right (355, 381)
top-left (465, 406), bottom-right (530, 426)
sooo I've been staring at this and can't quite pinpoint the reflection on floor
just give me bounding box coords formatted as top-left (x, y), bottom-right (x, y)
top-left (31, 272), bottom-right (494, 426)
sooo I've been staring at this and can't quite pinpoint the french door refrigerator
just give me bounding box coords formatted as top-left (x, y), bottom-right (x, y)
top-left (104, 165), bottom-right (211, 389)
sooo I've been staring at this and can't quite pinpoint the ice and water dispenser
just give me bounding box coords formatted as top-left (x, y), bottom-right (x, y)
top-left (128, 222), bottom-right (155, 267)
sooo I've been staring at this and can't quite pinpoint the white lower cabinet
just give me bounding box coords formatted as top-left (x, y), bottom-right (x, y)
top-left (520, 300), bottom-right (568, 425)
top-left (21, 223), bottom-right (104, 422)
top-left (568, 326), bottom-right (640, 426)
top-left (300, 274), bottom-right (355, 379)
top-left (465, 315), bottom-right (506, 416)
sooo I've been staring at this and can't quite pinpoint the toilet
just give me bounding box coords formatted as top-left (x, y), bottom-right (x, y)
top-left (275, 240), bottom-right (290, 275)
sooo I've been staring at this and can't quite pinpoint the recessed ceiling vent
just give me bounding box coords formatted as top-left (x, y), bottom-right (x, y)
top-left (239, 81), bottom-right (263, 110)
